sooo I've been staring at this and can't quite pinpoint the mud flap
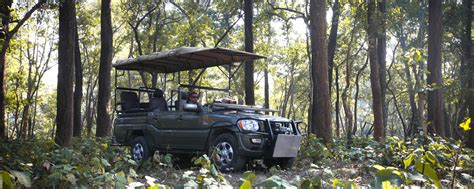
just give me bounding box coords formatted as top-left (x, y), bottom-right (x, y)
top-left (272, 134), bottom-right (302, 157)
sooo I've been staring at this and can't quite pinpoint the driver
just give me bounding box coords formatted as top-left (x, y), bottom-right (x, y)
top-left (187, 91), bottom-right (202, 111)
top-left (187, 91), bottom-right (199, 104)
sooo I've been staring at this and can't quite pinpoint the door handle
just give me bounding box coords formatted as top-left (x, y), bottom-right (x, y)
top-left (177, 115), bottom-right (183, 120)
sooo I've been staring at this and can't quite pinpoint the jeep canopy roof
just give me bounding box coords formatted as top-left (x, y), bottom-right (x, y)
top-left (113, 47), bottom-right (266, 73)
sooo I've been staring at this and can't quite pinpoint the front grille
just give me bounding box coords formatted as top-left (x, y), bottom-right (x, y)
top-left (269, 122), bottom-right (294, 135)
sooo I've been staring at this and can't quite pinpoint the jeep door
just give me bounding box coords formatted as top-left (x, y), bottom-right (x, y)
top-left (148, 110), bottom-right (181, 150)
top-left (172, 111), bottom-right (209, 150)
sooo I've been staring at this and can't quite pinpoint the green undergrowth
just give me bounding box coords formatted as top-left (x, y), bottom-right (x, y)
top-left (1, 132), bottom-right (473, 188)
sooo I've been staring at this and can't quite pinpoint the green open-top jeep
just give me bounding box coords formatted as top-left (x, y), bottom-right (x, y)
top-left (112, 47), bottom-right (302, 171)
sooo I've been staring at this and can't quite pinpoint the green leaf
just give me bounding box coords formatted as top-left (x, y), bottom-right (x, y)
top-left (310, 177), bottom-right (322, 187)
top-left (256, 175), bottom-right (294, 188)
top-left (459, 118), bottom-right (471, 131)
top-left (210, 164), bottom-right (219, 178)
top-left (415, 50), bottom-right (423, 62)
top-left (424, 151), bottom-right (438, 167)
top-left (243, 171), bottom-right (256, 184)
top-left (299, 178), bottom-right (312, 189)
top-left (373, 166), bottom-right (404, 187)
top-left (46, 171), bottom-right (62, 182)
top-left (403, 154), bottom-right (415, 169)
top-left (406, 172), bottom-right (426, 183)
top-left (115, 172), bottom-right (127, 189)
top-left (331, 178), bottom-right (356, 189)
top-left (382, 181), bottom-right (392, 189)
top-left (164, 154), bottom-right (172, 165)
top-left (101, 158), bottom-right (111, 167)
top-left (240, 179), bottom-right (251, 189)
top-left (63, 164), bottom-right (73, 172)
top-left (0, 171), bottom-right (13, 189)
top-left (129, 168), bottom-right (138, 177)
top-left (10, 170), bottom-right (31, 187)
top-left (373, 165), bottom-right (385, 170)
top-left (415, 162), bottom-right (440, 188)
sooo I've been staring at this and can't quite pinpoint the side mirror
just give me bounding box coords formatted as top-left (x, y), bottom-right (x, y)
top-left (183, 103), bottom-right (199, 112)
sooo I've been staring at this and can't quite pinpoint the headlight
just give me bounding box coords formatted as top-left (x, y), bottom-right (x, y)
top-left (237, 120), bottom-right (259, 132)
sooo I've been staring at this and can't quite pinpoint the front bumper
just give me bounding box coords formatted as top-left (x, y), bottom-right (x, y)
top-left (236, 132), bottom-right (270, 157)
top-left (235, 120), bottom-right (302, 158)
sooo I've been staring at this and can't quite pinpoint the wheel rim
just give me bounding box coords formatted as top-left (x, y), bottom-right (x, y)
top-left (216, 142), bottom-right (234, 166)
top-left (132, 143), bottom-right (144, 161)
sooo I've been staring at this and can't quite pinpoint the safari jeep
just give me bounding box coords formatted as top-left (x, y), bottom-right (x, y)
top-left (112, 47), bottom-right (302, 171)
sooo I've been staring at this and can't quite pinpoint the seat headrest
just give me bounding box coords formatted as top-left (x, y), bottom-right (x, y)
top-left (153, 89), bottom-right (164, 98)
top-left (121, 91), bottom-right (138, 99)
top-left (180, 91), bottom-right (187, 100)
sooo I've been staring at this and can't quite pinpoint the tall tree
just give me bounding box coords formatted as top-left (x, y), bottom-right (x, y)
top-left (244, 0), bottom-right (254, 105)
top-left (96, 0), bottom-right (113, 137)
top-left (264, 22), bottom-right (271, 110)
top-left (427, 0), bottom-right (445, 137)
top-left (309, 0), bottom-right (332, 144)
top-left (73, 8), bottom-right (83, 137)
top-left (328, 1), bottom-right (340, 137)
top-left (327, 0), bottom-right (340, 94)
top-left (377, 0), bottom-right (387, 135)
top-left (463, 0), bottom-right (473, 148)
top-left (55, 0), bottom-right (76, 147)
top-left (0, 0), bottom-right (45, 139)
top-left (368, 0), bottom-right (384, 141)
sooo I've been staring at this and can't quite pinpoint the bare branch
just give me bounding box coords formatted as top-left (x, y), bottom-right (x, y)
top-left (169, 0), bottom-right (189, 20)
top-left (135, 5), bottom-right (159, 28)
top-left (214, 13), bottom-right (242, 47)
top-left (266, 0), bottom-right (307, 23)
top-left (8, 0), bottom-right (46, 37)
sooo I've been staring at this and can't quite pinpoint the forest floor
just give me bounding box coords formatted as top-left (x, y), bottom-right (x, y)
top-left (2, 137), bottom-right (472, 188)
top-left (138, 157), bottom-right (373, 187)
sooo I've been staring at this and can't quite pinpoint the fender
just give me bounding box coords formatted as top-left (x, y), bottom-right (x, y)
top-left (204, 121), bottom-right (239, 151)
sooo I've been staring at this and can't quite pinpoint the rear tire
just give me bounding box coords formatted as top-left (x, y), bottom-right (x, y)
top-left (263, 157), bottom-right (295, 170)
top-left (130, 136), bottom-right (150, 164)
top-left (209, 133), bottom-right (246, 172)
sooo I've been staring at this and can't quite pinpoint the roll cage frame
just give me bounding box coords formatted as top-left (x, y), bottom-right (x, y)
top-left (112, 47), bottom-right (266, 112)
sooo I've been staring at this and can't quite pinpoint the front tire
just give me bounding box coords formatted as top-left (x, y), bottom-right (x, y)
top-left (210, 133), bottom-right (246, 172)
top-left (130, 136), bottom-right (150, 164)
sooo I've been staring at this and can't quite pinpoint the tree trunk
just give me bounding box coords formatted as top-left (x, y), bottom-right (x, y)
top-left (264, 22), bottom-right (271, 111)
top-left (264, 68), bottom-right (269, 109)
top-left (73, 9), bottom-right (83, 137)
top-left (244, 0), bottom-right (254, 105)
top-left (343, 54), bottom-right (353, 147)
top-left (368, 0), bottom-right (384, 141)
top-left (309, 0), bottom-right (332, 144)
top-left (353, 56), bottom-right (369, 135)
top-left (464, 0), bottom-right (474, 148)
top-left (55, 0), bottom-right (76, 147)
top-left (287, 85), bottom-right (295, 118)
top-left (96, 0), bottom-right (113, 137)
top-left (427, 0), bottom-right (445, 137)
top-left (399, 36), bottom-right (419, 137)
top-left (0, 0), bottom-right (12, 139)
top-left (342, 6), bottom-right (360, 144)
top-left (335, 68), bottom-right (340, 137)
top-left (0, 44), bottom-right (7, 139)
top-left (327, 0), bottom-right (340, 94)
top-left (342, 75), bottom-right (353, 146)
top-left (413, 56), bottom-right (427, 135)
top-left (377, 0), bottom-right (387, 137)
top-left (20, 53), bottom-right (34, 139)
